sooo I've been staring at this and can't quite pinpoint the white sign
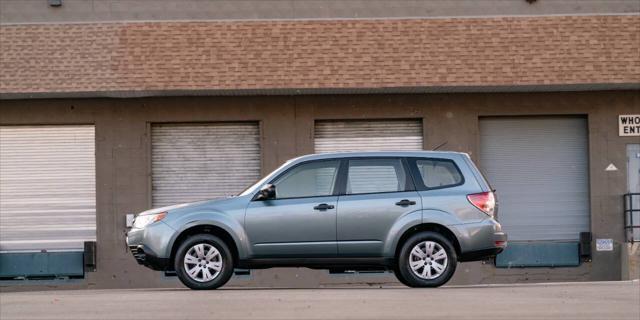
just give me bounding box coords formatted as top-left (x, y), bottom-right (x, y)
top-left (126, 214), bottom-right (135, 228)
top-left (596, 238), bottom-right (613, 251)
top-left (605, 163), bottom-right (618, 171)
top-left (619, 115), bottom-right (640, 136)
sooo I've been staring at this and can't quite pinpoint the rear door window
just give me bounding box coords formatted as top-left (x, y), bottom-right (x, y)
top-left (346, 158), bottom-right (410, 194)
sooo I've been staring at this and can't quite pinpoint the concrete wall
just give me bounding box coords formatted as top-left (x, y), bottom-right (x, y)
top-left (622, 243), bottom-right (640, 280)
top-left (0, 90), bottom-right (638, 290)
top-left (2, 0), bottom-right (639, 24)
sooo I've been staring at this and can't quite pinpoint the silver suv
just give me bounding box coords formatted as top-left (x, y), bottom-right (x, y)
top-left (126, 151), bottom-right (507, 289)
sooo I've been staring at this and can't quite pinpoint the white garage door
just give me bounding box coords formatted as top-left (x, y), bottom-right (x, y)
top-left (314, 119), bottom-right (423, 153)
top-left (479, 117), bottom-right (590, 241)
top-left (151, 123), bottom-right (261, 207)
top-left (0, 125), bottom-right (96, 252)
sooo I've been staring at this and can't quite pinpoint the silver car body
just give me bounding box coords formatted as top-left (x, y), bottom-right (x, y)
top-left (126, 151), bottom-right (506, 271)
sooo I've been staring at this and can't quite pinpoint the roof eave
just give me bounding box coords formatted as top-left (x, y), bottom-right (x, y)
top-left (1, 83), bottom-right (639, 100)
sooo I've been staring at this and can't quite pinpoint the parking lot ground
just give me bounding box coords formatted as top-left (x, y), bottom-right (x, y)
top-left (1, 280), bottom-right (639, 320)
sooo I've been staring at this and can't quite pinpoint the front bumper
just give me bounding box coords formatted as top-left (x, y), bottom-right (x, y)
top-left (125, 221), bottom-right (176, 271)
top-left (128, 245), bottom-right (170, 271)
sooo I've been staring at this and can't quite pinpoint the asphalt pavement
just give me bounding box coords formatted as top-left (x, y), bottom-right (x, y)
top-left (1, 280), bottom-right (639, 320)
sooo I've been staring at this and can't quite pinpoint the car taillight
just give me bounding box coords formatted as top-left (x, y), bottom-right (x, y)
top-left (467, 191), bottom-right (495, 217)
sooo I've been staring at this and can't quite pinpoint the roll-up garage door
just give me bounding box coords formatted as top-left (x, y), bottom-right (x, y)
top-left (314, 119), bottom-right (423, 153)
top-left (479, 117), bottom-right (589, 242)
top-left (0, 125), bottom-right (96, 252)
top-left (151, 123), bottom-right (261, 207)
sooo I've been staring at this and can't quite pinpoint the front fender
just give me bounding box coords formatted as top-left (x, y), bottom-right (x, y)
top-left (163, 210), bottom-right (250, 260)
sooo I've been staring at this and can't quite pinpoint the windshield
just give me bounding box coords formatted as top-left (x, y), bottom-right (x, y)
top-left (237, 178), bottom-right (261, 196)
top-left (237, 160), bottom-right (292, 196)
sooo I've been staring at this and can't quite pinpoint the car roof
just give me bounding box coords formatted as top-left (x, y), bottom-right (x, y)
top-left (288, 151), bottom-right (468, 163)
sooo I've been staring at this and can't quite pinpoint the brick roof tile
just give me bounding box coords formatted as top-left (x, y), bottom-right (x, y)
top-left (1, 15), bottom-right (638, 96)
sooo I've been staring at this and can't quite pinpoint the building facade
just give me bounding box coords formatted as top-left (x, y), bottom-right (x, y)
top-left (0, 0), bottom-right (639, 289)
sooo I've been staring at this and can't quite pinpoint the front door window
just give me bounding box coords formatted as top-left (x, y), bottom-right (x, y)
top-left (274, 160), bottom-right (340, 199)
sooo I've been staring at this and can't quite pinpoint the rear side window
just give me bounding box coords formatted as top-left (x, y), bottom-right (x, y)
top-left (413, 158), bottom-right (463, 189)
top-left (346, 158), bottom-right (408, 194)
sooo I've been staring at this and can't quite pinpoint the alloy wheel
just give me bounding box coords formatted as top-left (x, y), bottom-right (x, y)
top-left (183, 243), bottom-right (223, 282)
top-left (408, 241), bottom-right (448, 280)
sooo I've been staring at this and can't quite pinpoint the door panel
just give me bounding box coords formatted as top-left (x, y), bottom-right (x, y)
top-left (245, 159), bottom-right (341, 258)
top-left (245, 197), bottom-right (338, 257)
top-left (337, 191), bottom-right (421, 256)
top-left (336, 158), bottom-right (420, 257)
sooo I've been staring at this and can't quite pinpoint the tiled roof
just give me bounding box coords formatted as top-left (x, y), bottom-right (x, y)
top-left (1, 15), bottom-right (638, 98)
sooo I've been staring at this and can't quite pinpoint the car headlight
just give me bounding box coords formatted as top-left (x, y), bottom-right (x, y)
top-left (133, 212), bottom-right (167, 229)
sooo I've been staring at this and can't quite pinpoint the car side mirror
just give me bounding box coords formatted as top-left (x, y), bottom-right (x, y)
top-left (256, 184), bottom-right (276, 200)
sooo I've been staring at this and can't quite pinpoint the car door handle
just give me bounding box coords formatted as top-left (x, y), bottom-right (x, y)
top-left (395, 199), bottom-right (416, 206)
top-left (313, 203), bottom-right (335, 210)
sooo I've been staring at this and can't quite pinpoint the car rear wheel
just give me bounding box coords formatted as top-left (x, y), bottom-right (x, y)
top-left (174, 234), bottom-right (234, 290)
top-left (396, 231), bottom-right (457, 288)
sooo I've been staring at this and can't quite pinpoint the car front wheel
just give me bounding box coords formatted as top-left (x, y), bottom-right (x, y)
top-left (174, 234), bottom-right (234, 290)
top-left (396, 231), bottom-right (457, 288)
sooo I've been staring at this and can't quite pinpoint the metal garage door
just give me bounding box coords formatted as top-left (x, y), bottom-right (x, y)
top-left (479, 117), bottom-right (590, 241)
top-left (314, 119), bottom-right (423, 153)
top-left (0, 125), bottom-right (96, 252)
top-left (151, 123), bottom-right (261, 207)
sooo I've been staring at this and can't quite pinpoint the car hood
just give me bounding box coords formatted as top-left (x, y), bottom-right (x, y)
top-left (136, 196), bottom-right (244, 216)
top-left (137, 200), bottom-right (210, 216)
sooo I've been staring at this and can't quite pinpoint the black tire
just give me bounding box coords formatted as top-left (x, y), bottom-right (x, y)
top-left (174, 234), bottom-right (234, 290)
top-left (393, 265), bottom-right (412, 287)
top-left (396, 231), bottom-right (457, 288)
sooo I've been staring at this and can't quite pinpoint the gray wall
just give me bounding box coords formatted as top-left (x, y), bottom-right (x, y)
top-left (0, 90), bottom-right (638, 290)
top-left (1, 0), bottom-right (639, 24)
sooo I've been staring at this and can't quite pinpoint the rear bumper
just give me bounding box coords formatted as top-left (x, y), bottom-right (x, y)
top-left (493, 231), bottom-right (508, 248)
top-left (452, 219), bottom-right (508, 262)
top-left (459, 247), bottom-right (504, 262)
